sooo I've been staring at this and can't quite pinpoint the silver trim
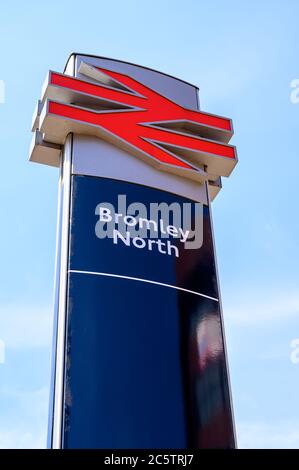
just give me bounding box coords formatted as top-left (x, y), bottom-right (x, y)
top-left (78, 61), bottom-right (145, 97)
top-left (52, 134), bottom-right (73, 449)
top-left (206, 182), bottom-right (237, 447)
top-left (47, 155), bottom-right (63, 447)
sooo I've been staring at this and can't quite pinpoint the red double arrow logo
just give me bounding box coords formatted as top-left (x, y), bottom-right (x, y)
top-left (32, 62), bottom-right (237, 183)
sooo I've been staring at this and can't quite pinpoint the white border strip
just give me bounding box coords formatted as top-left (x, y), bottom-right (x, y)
top-left (52, 135), bottom-right (72, 449)
top-left (68, 269), bottom-right (219, 302)
top-left (206, 181), bottom-right (237, 447)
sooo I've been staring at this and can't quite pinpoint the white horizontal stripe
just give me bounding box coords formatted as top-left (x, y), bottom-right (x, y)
top-left (68, 269), bottom-right (219, 302)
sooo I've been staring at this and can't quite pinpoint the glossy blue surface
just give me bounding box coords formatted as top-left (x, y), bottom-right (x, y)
top-left (55, 176), bottom-right (234, 448)
top-left (64, 274), bottom-right (186, 448)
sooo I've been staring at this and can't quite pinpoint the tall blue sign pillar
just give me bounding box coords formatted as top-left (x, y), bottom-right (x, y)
top-left (29, 53), bottom-right (237, 449)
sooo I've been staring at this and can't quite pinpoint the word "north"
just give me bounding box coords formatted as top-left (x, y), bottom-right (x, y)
top-left (94, 195), bottom-right (204, 250)
top-left (95, 206), bottom-right (191, 257)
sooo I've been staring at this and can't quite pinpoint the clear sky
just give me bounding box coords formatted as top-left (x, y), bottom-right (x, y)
top-left (0, 0), bottom-right (298, 448)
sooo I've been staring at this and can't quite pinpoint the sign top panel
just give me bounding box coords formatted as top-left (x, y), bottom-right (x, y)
top-left (29, 53), bottom-right (237, 200)
top-left (66, 53), bottom-right (200, 110)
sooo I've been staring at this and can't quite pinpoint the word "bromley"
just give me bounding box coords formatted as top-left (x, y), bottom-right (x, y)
top-left (95, 206), bottom-right (192, 258)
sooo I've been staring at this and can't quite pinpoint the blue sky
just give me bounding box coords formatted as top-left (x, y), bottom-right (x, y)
top-left (0, 0), bottom-right (298, 448)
